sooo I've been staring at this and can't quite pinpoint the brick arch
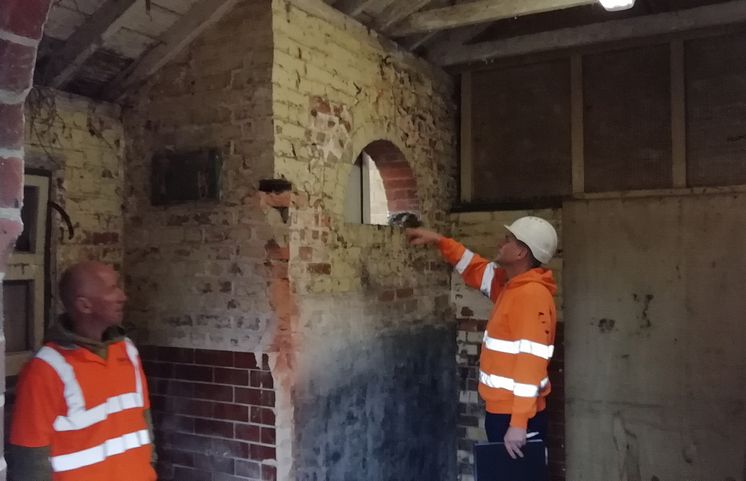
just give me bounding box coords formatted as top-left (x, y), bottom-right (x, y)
top-left (361, 140), bottom-right (420, 215)
top-left (0, 0), bottom-right (55, 476)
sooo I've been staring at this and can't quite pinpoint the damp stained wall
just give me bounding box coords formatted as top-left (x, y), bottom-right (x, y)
top-left (563, 195), bottom-right (746, 481)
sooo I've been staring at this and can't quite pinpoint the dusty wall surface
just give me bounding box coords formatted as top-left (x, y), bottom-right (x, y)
top-left (563, 194), bottom-right (746, 481)
top-left (271, 1), bottom-right (458, 479)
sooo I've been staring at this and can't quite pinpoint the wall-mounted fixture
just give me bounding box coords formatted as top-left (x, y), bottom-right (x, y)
top-left (151, 149), bottom-right (221, 206)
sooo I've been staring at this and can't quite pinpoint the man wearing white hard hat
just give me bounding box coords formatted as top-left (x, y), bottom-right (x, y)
top-left (406, 216), bottom-right (558, 470)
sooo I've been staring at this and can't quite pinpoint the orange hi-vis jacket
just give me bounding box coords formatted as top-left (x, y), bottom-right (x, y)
top-left (439, 238), bottom-right (557, 429)
top-left (10, 338), bottom-right (156, 481)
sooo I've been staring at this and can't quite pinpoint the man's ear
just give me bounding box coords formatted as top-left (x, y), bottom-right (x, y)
top-left (74, 296), bottom-right (93, 314)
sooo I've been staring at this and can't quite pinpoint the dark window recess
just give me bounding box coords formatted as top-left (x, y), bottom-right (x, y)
top-left (3, 280), bottom-right (33, 353)
top-left (686, 31), bottom-right (746, 187)
top-left (151, 149), bottom-right (222, 205)
top-left (15, 185), bottom-right (39, 252)
top-left (470, 59), bottom-right (572, 205)
top-left (583, 44), bottom-right (672, 192)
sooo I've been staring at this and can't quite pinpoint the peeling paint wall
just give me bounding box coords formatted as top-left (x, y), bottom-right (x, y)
top-left (271, 1), bottom-right (458, 479)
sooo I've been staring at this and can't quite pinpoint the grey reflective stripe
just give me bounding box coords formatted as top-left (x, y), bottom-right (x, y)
top-left (479, 370), bottom-right (550, 398)
top-left (455, 250), bottom-right (474, 274)
top-left (480, 263), bottom-right (496, 298)
top-left (49, 429), bottom-right (151, 472)
top-left (483, 334), bottom-right (554, 360)
top-left (36, 341), bottom-right (144, 432)
top-left (36, 347), bottom-right (86, 414)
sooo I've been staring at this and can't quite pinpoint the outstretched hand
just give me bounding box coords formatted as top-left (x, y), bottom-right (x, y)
top-left (404, 228), bottom-right (444, 246)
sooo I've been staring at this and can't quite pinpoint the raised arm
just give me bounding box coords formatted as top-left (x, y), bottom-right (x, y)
top-left (405, 228), bottom-right (506, 302)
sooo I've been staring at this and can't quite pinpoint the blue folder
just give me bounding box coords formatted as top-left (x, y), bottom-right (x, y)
top-left (473, 439), bottom-right (548, 481)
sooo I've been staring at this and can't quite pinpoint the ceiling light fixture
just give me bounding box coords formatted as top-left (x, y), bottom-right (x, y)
top-left (599, 0), bottom-right (636, 11)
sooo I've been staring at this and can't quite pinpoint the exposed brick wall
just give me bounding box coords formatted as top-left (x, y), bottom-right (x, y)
top-left (271, 1), bottom-right (458, 480)
top-left (361, 139), bottom-right (420, 215)
top-left (0, 0), bottom-right (55, 478)
top-left (141, 346), bottom-right (277, 481)
top-left (121, 1), bottom-right (291, 479)
top-left (24, 87), bottom-right (125, 293)
top-left (449, 209), bottom-right (565, 481)
top-left (122, 0), bottom-right (276, 351)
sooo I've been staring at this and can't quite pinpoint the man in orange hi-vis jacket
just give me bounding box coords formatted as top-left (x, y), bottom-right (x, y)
top-left (406, 216), bottom-right (558, 465)
top-left (8, 261), bottom-right (156, 481)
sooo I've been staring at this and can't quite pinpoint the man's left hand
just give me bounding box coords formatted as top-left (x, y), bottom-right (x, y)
top-left (503, 426), bottom-right (526, 459)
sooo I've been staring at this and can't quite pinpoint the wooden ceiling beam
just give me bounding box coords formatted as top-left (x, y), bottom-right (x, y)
top-left (427, 0), bottom-right (746, 66)
top-left (334, 0), bottom-right (391, 18)
top-left (103, 0), bottom-right (239, 100)
top-left (376, 0), bottom-right (433, 33)
top-left (388, 0), bottom-right (596, 37)
top-left (43, 0), bottom-right (138, 88)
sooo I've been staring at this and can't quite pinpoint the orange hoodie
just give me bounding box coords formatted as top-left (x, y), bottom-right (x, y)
top-left (439, 238), bottom-right (557, 429)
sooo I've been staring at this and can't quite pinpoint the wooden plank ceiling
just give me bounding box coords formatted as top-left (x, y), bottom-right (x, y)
top-left (34, 0), bottom-right (736, 100)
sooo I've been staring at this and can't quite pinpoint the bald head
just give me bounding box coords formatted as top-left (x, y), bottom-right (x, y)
top-left (59, 261), bottom-right (109, 311)
top-left (59, 261), bottom-right (126, 326)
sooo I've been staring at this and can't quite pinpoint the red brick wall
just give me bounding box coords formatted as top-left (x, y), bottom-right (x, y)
top-left (1, 1), bottom-right (54, 479)
top-left (363, 138), bottom-right (420, 214)
top-left (141, 346), bottom-right (277, 481)
top-left (456, 318), bottom-right (566, 481)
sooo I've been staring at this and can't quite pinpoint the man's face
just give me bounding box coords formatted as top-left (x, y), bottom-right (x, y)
top-left (86, 265), bottom-right (127, 327)
top-left (495, 233), bottom-right (527, 267)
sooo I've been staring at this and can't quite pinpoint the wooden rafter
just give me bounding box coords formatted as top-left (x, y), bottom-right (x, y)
top-left (427, 0), bottom-right (746, 66)
top-left (388, 0), bottom-right (596, 37)
top-left (400, 31), bottom-right (441, 51)
top-left (334, 0), bottom-right (391, 18)
top-left (43, 0), bottom-right (138, 88)
top-left (375, 0), bottom-right (432, 33)
top-left (396, 0), bottom-right (449, 51)
top-left (420, 22), bottom-right (491, 56)
top-left (104, 0), bottom-right (239, 100)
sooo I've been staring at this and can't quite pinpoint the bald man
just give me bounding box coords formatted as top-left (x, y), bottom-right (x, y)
top-left (8, 261), bottom-right (156, 481)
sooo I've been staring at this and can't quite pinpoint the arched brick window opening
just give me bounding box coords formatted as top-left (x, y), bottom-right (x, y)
top-left (344, 140), bottom-right (420, 226)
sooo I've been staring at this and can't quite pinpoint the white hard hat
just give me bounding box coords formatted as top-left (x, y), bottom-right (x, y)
top-left (504, 216), bottom-right (558, 264)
